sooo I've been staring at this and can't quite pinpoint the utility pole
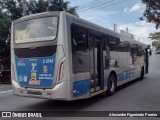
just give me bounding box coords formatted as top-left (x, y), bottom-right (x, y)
top-left (22, 0), bottom-right (26, 16)
top-left (114, 24), bottom-right (117, 32)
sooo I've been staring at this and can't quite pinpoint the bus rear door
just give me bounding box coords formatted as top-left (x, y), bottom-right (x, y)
top-left (89, 34), bottom-right (104, 93)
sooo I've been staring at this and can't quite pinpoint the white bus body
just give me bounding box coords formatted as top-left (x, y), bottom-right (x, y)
top-left (11, 11), bottom-right (149, 101)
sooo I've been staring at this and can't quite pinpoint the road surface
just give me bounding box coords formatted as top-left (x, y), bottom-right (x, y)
top-left (0, 54), bottom-right (160, 120)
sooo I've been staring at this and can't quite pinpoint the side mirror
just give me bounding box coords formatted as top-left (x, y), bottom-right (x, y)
top-left (149, 50), bottom-right (152, 56)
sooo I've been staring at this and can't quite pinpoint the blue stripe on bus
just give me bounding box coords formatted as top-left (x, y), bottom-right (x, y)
top-left (73, 79), bottom-right (90, 97)
top-left (117, 70), bottom-right (134, 81)
top-left (104, 75), bottom-right (108, 86)
top-left (73, 70), bottom-right (134, 97)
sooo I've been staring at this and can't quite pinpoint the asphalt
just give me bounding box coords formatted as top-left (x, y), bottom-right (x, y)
top-left (0, 54), bottom-right (160, 120)
top-left (0, 84), bottom-right (11, 91)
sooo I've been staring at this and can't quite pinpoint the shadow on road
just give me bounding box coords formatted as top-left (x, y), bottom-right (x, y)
top-left (24, 78), bottom-right (144, 111)
top-left (0, 83), bottom-right (12, 91)
top-left (116, 78), bottom-right (142, 92)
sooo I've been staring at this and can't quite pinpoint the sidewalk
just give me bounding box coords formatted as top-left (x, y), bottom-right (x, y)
top-left (0, 83), bottom-right (12, 91)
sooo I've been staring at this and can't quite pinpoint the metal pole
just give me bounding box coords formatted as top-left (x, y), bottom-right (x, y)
top-left (114, 24), bottom-right (117, 32)
top-left (22, 0), bottom-right (26, 16)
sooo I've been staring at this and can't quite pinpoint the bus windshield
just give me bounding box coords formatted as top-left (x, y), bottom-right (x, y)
top-left (14, 17), bottom-right (58, 43)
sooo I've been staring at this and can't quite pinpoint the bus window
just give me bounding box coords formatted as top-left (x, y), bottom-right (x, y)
top-left (130, 44), bottom-right (138, 64)
top-left (71, 25), bottom-right (88, 52)
top-left (104, 38), bottom-right (110, 69)
top-left (15, 17), bottom-right (58, 43)
top-left (71, 25), bottom-right (89, 73)
top-left (107, 36), bottom-right (118, 51)
top-left (137, 45), bottom-right (143, 57)
top-left (117, 41), bottom-right (130, 52)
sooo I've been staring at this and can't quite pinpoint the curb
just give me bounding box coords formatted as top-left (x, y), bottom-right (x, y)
top-left (0, 90), bottom-right (12, 94)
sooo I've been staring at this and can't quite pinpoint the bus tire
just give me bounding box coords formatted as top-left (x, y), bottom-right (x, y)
top-left (107, 73), bottom-right (117, 96)
top-left (140, 67), bottom-right (144, 80)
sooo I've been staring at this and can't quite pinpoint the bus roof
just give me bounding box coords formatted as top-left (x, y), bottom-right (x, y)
top-left (65, 11), bottom-right (147, 47)
top-left (13, 11), bottom-right (147, 48)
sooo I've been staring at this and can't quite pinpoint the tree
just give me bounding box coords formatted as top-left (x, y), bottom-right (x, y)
top-left (148, 32), bottom-right (160, 41)
top-left (0, 0), bottom-right (78, 20)
top-left (141, 0), bottom-right (160, 29)
top-left (152, 41), bottom-right (160, 52)
top-left (0, 9), bottom-right (11, 69)
top-left (150, 32), bottom-right (160, 52)
top-left (0, 0), bottom-right (78, 69)
top-left (152, 41), bottom-right (158, 46)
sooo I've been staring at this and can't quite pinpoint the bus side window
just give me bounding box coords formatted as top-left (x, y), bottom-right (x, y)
top-left (104, 38), bottom-right (110, 69)
top-left (71, 25), bottom-right (88, 52)
top-left (108, 36), bottom-right (117, 51)
top-left (107, 36), bottom-right (119, 68)
top-left (71, 24), bottom-right (89, 73)
top-left (137, 45), bottom-right (143, 57)
top-left (130, 44), bottom-right (138, 64)
top-left (117, 40), bottom-right (130, 52)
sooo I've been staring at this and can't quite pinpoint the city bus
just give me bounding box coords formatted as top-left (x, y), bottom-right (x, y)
top-left (11, 11), bottom-right (150, 100)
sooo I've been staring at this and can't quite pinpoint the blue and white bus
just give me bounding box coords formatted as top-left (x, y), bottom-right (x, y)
top-left (11, 11), bottom-right (150, 100)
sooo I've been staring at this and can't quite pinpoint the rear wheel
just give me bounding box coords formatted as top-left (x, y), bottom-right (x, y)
top-left (107, 73), bottom-right (117, 96)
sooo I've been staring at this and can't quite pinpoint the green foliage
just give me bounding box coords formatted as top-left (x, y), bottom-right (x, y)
top-left (0, 0), bottom-right (78, 20)
top-left (152, 41), bottom-right (160, 52)
top-left (0, 9), bottom-right (11, 69)
top-left (0, 0), bottom-right (78, 69)
top-left (149, 32), bottom-right (160, 52)
top-left (152, 41), bottom-right (157, 46)
top-left (148, 32), bottom-right (160, 40)
top-left (141, 0), bottom-right (160, 29)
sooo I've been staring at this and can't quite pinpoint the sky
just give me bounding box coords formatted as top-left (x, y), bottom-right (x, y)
top-left (65, 0), bottom-right (159, 45)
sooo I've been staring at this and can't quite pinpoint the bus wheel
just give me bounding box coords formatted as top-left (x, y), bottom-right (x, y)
top-left (107, 73), bottom-right (117, 96)
top-left (140, 67), bottom-right (144, 80)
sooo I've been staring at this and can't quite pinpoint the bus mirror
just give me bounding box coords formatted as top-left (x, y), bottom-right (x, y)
top-left (149, 50), bottom-right (152, 56)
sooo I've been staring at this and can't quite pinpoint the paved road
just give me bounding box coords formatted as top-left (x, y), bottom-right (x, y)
top-left (0, 54), bottom-right (160, 120)
top-left (0, 84), bottom-right (11, 91)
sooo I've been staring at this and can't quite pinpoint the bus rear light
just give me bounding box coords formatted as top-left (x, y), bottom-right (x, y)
top-left (57, 57), bottom-right (65, 84)
top-left (11, 62), bottom-right (17, 82)
top-left (20, 90), bottom-right (23, 93)
top-left (47, 93), bottom-right (51, 96)
top-left (57, 61), bottom-right (64, 82)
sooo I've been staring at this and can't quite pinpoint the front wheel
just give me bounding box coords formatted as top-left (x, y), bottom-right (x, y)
top-left (107, 73), bottom-right (117, 96)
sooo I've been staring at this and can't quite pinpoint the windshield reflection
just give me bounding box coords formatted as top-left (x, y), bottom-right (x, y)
top-left (15, 17), bottom-right (58, 43)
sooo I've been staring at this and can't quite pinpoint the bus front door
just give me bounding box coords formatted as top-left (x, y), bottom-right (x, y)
top-left (145, 48), bottom-right (149, 73)
top-left (89, 35), bottom-right (104, 93)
